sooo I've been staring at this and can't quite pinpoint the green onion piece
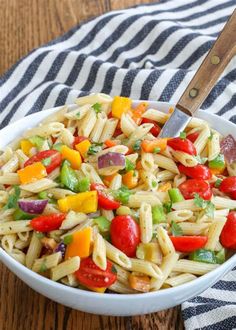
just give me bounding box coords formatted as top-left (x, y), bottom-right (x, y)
top-left (38, 191), bottom-right (48, 199)
top-left (92, 103), bottom-right (102, 115)
top-left (215, 249), bottom-right (225, 264)
top-left (189, 249), bottom-right (217, 264)
top-left (179, 132), bottom-right (186, 139)
top-left (29, 136), bottom-right (45, 150)
top-left (168, 188), bottom-right (184, 203)
top-left (52, 143), bottom-right (63, 152)
top-left (4, 185), bottom-right (21, 210)
top-left (113, 185), bottom-right (132, 204)
top-left (132, 140), bottom-right (141, 151)
top-left (153, 147), bottom-right (161, 154)
top-left (78, 177), bottom-right (90, 192)
top-left (214, 179), bottom-right (222, 188)
top-left (13, 208), bottom-right (34, 221)
top-left (208, 154), bottom-right (225, 170)
top-left (94, 216), bottom-right (111, 232)
top-left (63, 235), bottom-right (73, 245)
top-left (152, 205), bottom-right (166, 224)
top-left (171, 221), bottom-right (183, 236)
top-left (125, 158), bottom-right (135, 172)
top-left (163, 201), bottom-right (172, 213)
top-left (60, 161), bottom-right (80, 193)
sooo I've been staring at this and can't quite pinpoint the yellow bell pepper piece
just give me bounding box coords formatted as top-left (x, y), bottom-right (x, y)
top-left (61, 145), bottom-right (82, 170)
top-left (87, 286), bottom-right (106, 293)
top-left (65, 227), bottom-right (92, 259)
top-left (20, 140), bottom-right (34, 156)
top-left (75, 139), bottom-right (91, 158)
top-left (17, 162), bottom-right (47, 184)
top-left (111, 96), bottom-right (132, 119)
top-left (158, 181), bottom-right (172, 192)
top-left (58, 191), bottom-right (98, 213)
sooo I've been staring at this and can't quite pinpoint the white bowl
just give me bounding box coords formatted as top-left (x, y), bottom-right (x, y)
top-left (0, 101), bottom-right (235, 316)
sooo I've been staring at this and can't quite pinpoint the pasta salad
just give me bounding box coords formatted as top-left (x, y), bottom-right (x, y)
top-left (0, 93), bottom-right (236, 294)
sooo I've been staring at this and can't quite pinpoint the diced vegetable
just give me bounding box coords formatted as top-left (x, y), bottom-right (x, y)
top-left (131, 102), bottom-right (148, 125)
top-left (4, 186), bottom-right (20, 210)
top-left (20, 140), bottom-right (34, 156)
top-left (18, 162), bottom-right (47, 184)
top-left (93, 216), bottom-right (111, 232)
top-left (60, 160), bottom-right (80, 192)
top-left (87, 143), bottom-right (103, 155)
top-left (13, 208), bottom-right (34, 220)
top-left (78, 177), bottom-right (90, 192)
top-left (24, 150), bottom-right (62, 174)
top-left (167, 137), bottom-right (197, 156)
top-left (18, 199), bottom-right (48, 214)
top-left (141, 138), bottom-right (167, 153)
top-left (171, 236), bottom-right (208, 253)
top-left (125, 158), bottom-right (135, 172)
top-left (75, 139), bottom-right (91, 158)
top-left (29, 136), bottom-right (45, 150)
top-left (215, 249), bottom-right (225, 264)
top-left (113, 186), bottom-right (132, 204)
top-left (90, 183), bottom-right (120, 210)
top-left (111, 96), bottom-right (132, 119)
top-left (129, 274), bottom-right (150, 292)
top-left (52, 143), bottom-right (63, 152)
top-left (122, 170), bottom-right (139, 189)
top-left (189, 248), bottom-right (217, 264)
top-left (65, 227), bottom-right (92, 259)
top-left (152, 205), bottom-right (166, 224)
top-left (54, 242), bottom-right (66, 258)
top-left (58, 191), bottom-right (98, 213)
top-left (75, 257), bottom-right (117, 288)
top-left (72, 136), bottom-right (88, 149)
top-left (98, 152), bottom-right (126, 172)
top-left (178, 164), bottom-right (212, 180)
top-left (208, 154), bottom-right (225, 170)
top-left (220, 134), bottom-right (236, 164)
top-left (220, 211), bottom-right (236, 249)
top-left (38, 191), bottom-right (48, 200)
top-left (179, 179), bottom-right (212, 200)
top-left (30, 213), bottom-right (66, 232)
top-left (61, 145), bottom-right (82, 170)
top-left (219, 177), bottom-right (236, 194)
top-left (104, 140), bottom-right (118, 148)
top-left (141, 118), bottom-right (161, 137)
top-left (158, 181), bottom-right (171, 192)
top-left (168, 188), bottom-right (184, 203)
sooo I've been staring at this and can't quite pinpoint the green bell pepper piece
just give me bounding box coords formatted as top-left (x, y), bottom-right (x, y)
top-left (208, 154), bottom-right (225, 170)
top-left (52, 143), bottom-right (63, 152)
top-left (190, 249), bottom-right (217, 264)
top-left (60, 161), bottom-right (80, 193)
top-left (29, 135), bottom-right (45, 150)
top-left (215, 249), bottom-right (225, 264)
top-left (168, 188), bottom-right (184, 203)
top-left (38, 191), bottom-right (48, 199)
top-left (94, 216), bottom-right (111, 232)
top-left (78, 177), bottom-right (90, 192)
top-left (152, 205), bottom-right (166, 224)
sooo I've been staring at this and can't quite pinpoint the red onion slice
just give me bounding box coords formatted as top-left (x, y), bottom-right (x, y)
top-left (18, 199), bottom-right (48, 214)
top-left (98, 152), bottom-right (125, 169)
top-left (220, 135), bottom-right (236, 164)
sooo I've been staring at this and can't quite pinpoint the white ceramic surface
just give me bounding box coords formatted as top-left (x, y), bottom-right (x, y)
top-left (0, 101), bottom-right (235, 316)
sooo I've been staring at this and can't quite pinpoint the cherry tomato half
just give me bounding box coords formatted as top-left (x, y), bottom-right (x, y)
top-left (30, 213), bottom-right (66, 232)
top-left (141, 118), bottom-right (161, 137)
top-left (179, 179), bottom-right (212, 200)
top-left (90, 183), bottom-right (120, 210)
top-left (220, 211), bottom-right (236, 249)
top-left (167, 137), bottom-right (197, 155)
top-left (219, 176), bottom-right (236, 194)
top-left (110, 215), bottom-right (141, 257)
top-left (24, 150), bottom-right (62, 174)
top-left (186, 132), bottom-right (199, 143)
top-left (178, 164), bottom-right (212, 180)
top-left (72, 136), bottom-right (88, 149)
top-left (170, 236), bottom-right (208, 252)
top-left (231, 191), bottom-right (236, 200)
top-left (75, 257), bottom-right (117, 288)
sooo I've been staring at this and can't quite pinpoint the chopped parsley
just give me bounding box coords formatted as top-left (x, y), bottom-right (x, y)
top-left (92, 103), bottom-right (102, 115)
top-left (132, 140), bottom-right (141, 151)
top-left (214, 179), bottom-right (222, 188)
top-left (125, 158), bottom-right (135, 172)
top-left (194, 193), bottom-right (215, 218)
top-left (87, 142), bottom-right (103, 155)
top-left (42, 157), bottom-right (51, 166)
top-left (153, 147), bottom-right (161, 154)
top-left (4, 185), bottom-right (20, 210)
top-left (171, 221), bottom-right (183, 236)
top-left (179, 132), bottom-right (186, 139)
top-left (63, 235), bottom-right (73, 245)
top-left (194, 155), bottom-right (208, 164)
top-left (76, 112), bottom-right (81, 119)
top-left (111, 265), bottom-right (117, 274)
top-left (39, 261), bottom-right (48, 273)
top-left (163, 201), bottom-right (172, 213)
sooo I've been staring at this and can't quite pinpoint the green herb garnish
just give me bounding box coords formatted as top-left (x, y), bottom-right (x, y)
top-left (194, 193), bottom-right (215, 218)
top-left (4, 185), bottom-right (20, 210)
top-left (92, 103), bottom-right (102, 115)
top-left (35, 232), bottom-right (45, 239)
top-left (214, 179), bottom-right (222, 188)
top-left (153, 147), bottom-right (161, 154)
top-left (132, 140), bottom-right (141, 151)
top-left (208, 131), bottom-right (214, 140)
top-left (113, 185), bottom-right (132, 204)
top-left (152, 181), bottom-right (158, 188)
top-left (76, 112), bottom-right (81, 118)
top-left (171, 221), bottom-right (183, 236)
top-left (87, 143), bottom-right (103, 155)
top-left (163, 201), bottom-right (172, 213)
top-left (125, 159), bottom-right (135, 172)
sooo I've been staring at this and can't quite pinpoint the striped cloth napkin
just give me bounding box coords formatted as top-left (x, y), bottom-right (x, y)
top-left (0, 0), bottom-right (236, 328)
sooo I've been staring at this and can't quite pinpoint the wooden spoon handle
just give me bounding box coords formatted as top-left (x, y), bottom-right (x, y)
top-left (176, 9), bottom-right (236, 116)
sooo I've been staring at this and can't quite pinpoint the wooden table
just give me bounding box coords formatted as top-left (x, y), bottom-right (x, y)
top-left (0, 1), bottom-right (184, 329)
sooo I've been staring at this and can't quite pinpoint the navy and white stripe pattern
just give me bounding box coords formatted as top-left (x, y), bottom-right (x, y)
top-left (0, 0), bottom-right (236, 328)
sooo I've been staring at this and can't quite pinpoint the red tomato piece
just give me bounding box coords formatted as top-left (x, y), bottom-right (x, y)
top-left (110, 215), bottom-right (141, 257)
top-left (141, 118), bottom-right (161, 137)
top-left (30, 213), bottom-right (66, 232)
top-left (72, 136), bottom-right (88, 149)
top-left (167, 137), bottom-right (197, 155)
top-left (113, 128), bottom-right (122, 138)
top-left (219, 176), bottom-right (236, 194)
top-left (178, 164), bottom-right (212, 180)
top-left (220, 211), bottom-right (236, 249)
top-left (170, 236), bottom-right (208, 252)
top-left (231, 191), bottom-right (236, 200)
top-left (186, 132), bottom-right (199, 143)
top-left (75, 257), bottom-right (117, 288)
top-left (24, 150), bottom-right (62, 174)
top-left (179, 179), bottom-right (212, 200)
top-left (90, 183), bottom-right (120, 210)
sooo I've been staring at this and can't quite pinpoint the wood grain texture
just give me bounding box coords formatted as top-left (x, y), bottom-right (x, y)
top-left (0, 1), bottom-right (184, 329)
